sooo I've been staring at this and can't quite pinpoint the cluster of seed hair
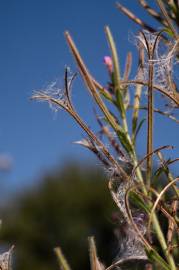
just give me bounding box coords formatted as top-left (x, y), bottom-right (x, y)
top-left (138, 31), bottom-right (177, 88)
top-left (109, 170), bottom-right (148, 268)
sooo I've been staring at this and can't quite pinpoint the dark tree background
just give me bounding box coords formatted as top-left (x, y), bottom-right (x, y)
top-left (0, 164), bottom-right (118, 270)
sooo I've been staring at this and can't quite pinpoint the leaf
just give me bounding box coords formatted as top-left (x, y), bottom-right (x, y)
top-left (133, 118), bottom-right (146, 142)
top-left (145, 249), bottom-right (170, 270)
top-left (153, 159), bottom-right (170, 179)
top-left (130, 192), bottom-right (150, 213)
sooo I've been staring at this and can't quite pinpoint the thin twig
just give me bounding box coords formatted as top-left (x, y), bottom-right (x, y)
top-left (32, 92), bottom-right (128, 178)
top-left (167, 200), bottom-right (178, 251)
top-left (137, 106), bottom-right (179, 123)
top-left (116, 2), bottom-right (156, 32)
top-left (123, 52), bottom-right (132, 81)
top-left (54, 247), bottom-right (71, 270)
top-left (74, 138), bottom-right (110, 167)
top-left (95, 114), bottom-right (126, 159)
top-left (147, 178), bottom-right (179, 237)
top-left (157, 151), bottom-right (179, 199)
top-left (124, 184), bottom-right (172, 270)
top-left (65, 31), bottom-right (133, 154)
top-left (138, 0), bottom-right (168, 27)
top-left (120, 79), bottom-right (179, 106)
top-left (157, 0), bottom-right (178, 40)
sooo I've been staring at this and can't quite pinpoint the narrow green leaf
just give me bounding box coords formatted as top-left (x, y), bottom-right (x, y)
top-left (102, 115), bottom-right (134, 154)
top-left (133, 118), bottom-right (146, 142)
top-left (116, 129), bottom-right (134, 154)
top-left (130, 192), bottom-right (150, 213)
top-left (146, 249), bottom-right (171, 270)
top-left (153, 160), bottom-right (170, 179)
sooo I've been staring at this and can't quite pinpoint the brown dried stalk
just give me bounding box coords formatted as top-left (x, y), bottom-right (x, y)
top-left (32, 68), bottom-right (129, 179)
top-left (139, 31), bottom-right (165, 188)
top-left (137, 106), bottom-right (179, 124)
top-left (123, 52), bottom-right (132, 81)
top-left (95, 114), bottom-right (126, 159)
top-left (120, 79), bottom-right (179, 106)
top-left (74, 138), bottom-right (110, 167)
top-left (32, 91), bottom-right (128, 178)
top-left (64, 31), bottom-right (133, 154)
top-left (147, 178), bottom-right (179, 235)
top-left (138, 0), bottom-right (167, 27)
top-left (116, 2), bottom-right (156, 33)
top-left (88, 237), bottom-right (105, 270)
top-left (156, 151), bottom-right (179, 199)
top-left (167, 200), bottom-right (178, 251)
top-left (157, 0), bottom-right (178, 40)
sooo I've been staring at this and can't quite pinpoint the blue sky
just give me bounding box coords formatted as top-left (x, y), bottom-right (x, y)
top-left (0, 1), bottom-right (178, 198)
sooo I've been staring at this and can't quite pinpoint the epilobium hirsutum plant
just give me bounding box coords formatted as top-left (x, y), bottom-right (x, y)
top-left (32, 1), bottom-right (179, 270)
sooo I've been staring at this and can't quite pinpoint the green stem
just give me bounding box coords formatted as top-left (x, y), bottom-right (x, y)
top-left (54, 247), bottom-right (71, 270)
top-left (132, 152), bottom-right (176, 269)
top-left (152, 214), bottom-right (176, 270)
top-left (65, 31), bottom-right (132, 155)
top-left (105, 26), bottom-right (134, 157)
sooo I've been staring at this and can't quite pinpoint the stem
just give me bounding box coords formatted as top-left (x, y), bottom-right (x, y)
top-left (157, 152), bottom-right (179, 200)
top-left (120, 79), bottom-right (179, 106)
top-left (140, 173), bottom-right (177, 269)
top-left (131, 145), bottom-right (177, 269)
top-left (54, 247), bottom-right (71, 270)
top-left (105, 26), bottom-right (134, 157)
top-left (132, 84), bottom-right (142, 145)
top-left (65, 31), bottom-right (133, 154)
top-left (146, 58), bottom-right (154, 188)
top-left (156, 0), bottom-right (178, 40)
top-left (152, 212), bottom-right (176, 270)
top-left (64, 30), bottom-right (177, 269)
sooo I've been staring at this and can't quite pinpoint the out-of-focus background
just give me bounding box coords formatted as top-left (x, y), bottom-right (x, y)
top-left (0, 1), bottom-right (178, 269)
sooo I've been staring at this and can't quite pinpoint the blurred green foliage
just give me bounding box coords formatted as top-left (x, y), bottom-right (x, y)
top-left (0, 164), bottom-right (117, 270)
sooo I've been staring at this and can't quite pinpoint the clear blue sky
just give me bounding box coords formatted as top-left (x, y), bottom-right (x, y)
top-left (0, 1), bottom-right (178, 198)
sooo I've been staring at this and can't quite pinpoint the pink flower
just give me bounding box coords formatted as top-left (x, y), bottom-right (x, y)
top-left (103, 56), bottom-right (113, 73)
